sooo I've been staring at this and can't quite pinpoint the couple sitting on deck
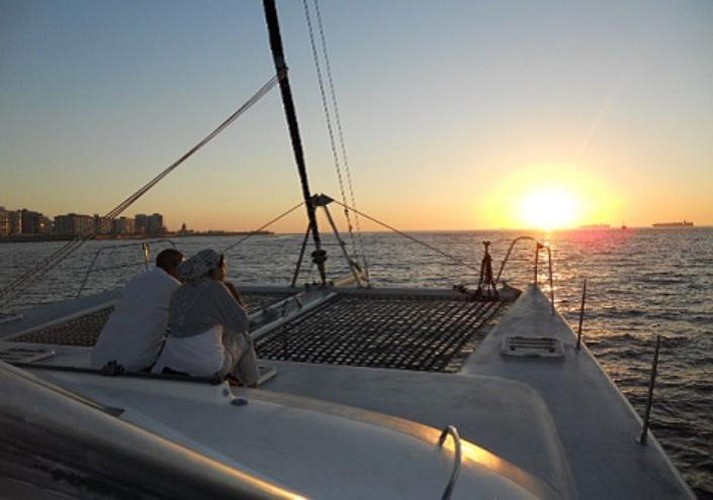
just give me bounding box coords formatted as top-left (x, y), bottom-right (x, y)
top-left (91, 248), bottom-right (259, 386)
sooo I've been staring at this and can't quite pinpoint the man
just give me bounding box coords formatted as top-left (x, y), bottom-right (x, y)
top-left (91, 248), bottom-right (183, 371)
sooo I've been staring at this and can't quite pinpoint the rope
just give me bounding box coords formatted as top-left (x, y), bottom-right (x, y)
top-left (303, 0), bottom-right (369, 279)
top-left (329, 199), bottom-right (480, 276)
top-left (222, 201), bottom-right (305, 255)
top-left (104, 72), bottom-right (283, 220)
top-left (0, 74), bottom-right (283, 309)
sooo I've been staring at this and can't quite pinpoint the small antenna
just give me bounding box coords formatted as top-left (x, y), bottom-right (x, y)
top-left (638, 335), bottom-right (662, 445)
top-left (576, 279), bottom-right (587, 350)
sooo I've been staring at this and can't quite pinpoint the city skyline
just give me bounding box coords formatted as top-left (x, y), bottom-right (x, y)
top-left (1, 1), bottom-right (712, 233)
top-left (0, 205), bottom-right (167, 237)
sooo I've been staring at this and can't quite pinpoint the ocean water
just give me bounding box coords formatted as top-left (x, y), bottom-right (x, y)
top-left (1, 228), bottom-right (711, 497)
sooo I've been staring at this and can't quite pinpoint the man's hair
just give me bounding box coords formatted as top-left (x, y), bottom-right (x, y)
top-left (156, 248), bottom-right (183, 272)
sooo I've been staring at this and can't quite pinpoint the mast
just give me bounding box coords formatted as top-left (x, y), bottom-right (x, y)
top-left (262, 0), bottom-right (327, 285)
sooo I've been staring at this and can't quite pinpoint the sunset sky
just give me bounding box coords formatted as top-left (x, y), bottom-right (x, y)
top-left (2, 0), bottom-right (712, 233)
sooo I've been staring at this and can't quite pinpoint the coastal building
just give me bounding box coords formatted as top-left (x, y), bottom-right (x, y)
top-left (54, 213), bottom-right (94, 237)
top-left (20, 209), bottom-right (45, 234)
top-left (113, 217), bottom-right (135, 235)
top-left (148, 213), bottom-right (164, 235)
top-left (135, 214), bottom-right (149, 234)
top-left (93, 215), bottom-right (113, 235)
top-left (0, 207), bottom-right (10, 237)
top-left (0, 207), bottom-right (50, 236)
top-left (1, 207), bottom-right (165, 238)
top-left (8, 210), bottom-right (22, 236)
top-left (38, 215), bottom-right (53, 234)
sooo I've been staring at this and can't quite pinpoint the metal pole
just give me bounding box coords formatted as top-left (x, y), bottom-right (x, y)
top-left (638, 335), bottom-right (662, 445)
top-left (546, 246), bottom-right (554, 314)
top-left (576, 279), bottom-right (587, 350)
top-left (291, 223), bottom-right (312, 287)
top-left (321, 204), bottom-right (364, 287)
top-left (533, 242), bottom-right (540, 286)
top-left (262, 0), bottom-right (327, 285)
top-left (142, 242), bottom-right (151, 270)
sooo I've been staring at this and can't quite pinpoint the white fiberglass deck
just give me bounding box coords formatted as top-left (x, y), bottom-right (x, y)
top-left (0, 285), bottom-right (694, 498)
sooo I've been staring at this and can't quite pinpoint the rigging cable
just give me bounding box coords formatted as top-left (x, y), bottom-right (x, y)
top-left (330, 199), bottom-right (480, 277)
top-left (105, 72), bottom-right (284, 220)
top-left (222, 201), bottom-right (305, 255)
top-left (302, 0), bottom-right (369, 279)
top-left (264, 0), bottom-right (327, 285)
top-left (0, 73), bottom-right (284, 309)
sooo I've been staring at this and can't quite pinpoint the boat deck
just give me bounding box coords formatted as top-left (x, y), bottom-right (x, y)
top-left (0, 285), bottom-right (695, 498)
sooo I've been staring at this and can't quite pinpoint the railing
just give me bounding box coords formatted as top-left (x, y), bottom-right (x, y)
top-left (75, 239), bottom-right (177, 297)
top-left (437, 425), bottom-right (462, 500)
top-left (495, 236), bottom-right (555, 314)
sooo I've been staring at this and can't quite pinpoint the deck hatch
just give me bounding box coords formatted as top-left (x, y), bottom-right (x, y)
top-left (501, 336), bottom-right (564, 357)
top-left (255, 293), bottom-right (507, 372)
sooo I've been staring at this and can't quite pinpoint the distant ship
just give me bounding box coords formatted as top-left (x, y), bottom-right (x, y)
top-left (652, 221), bottom-right (693, 227)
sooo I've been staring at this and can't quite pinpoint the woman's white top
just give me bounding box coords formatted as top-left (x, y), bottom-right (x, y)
top-left (152, 325), bottom-right (226, 377)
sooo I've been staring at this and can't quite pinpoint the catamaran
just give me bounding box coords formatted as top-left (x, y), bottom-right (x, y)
top-left (0, 2), bottom-right (694, 498)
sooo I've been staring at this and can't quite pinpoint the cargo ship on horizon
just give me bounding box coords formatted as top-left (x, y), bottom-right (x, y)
top-left (652, 220), bottom-right (693, 227)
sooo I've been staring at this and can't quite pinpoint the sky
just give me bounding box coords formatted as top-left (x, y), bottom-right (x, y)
top-left (1, 0), bottom-right (712, 233)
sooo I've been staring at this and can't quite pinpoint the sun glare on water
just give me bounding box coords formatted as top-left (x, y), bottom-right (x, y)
top-left (519, 188), bottom-right (580, 231)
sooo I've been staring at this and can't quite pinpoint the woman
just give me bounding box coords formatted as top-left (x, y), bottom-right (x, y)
top-left (153, 249), bottom-right (259, 386)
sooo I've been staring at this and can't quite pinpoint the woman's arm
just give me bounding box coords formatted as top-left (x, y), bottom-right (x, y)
top-left (223, 281), bottom-right (247, 308)
top-left (213, 282), bottom-right (249, 334)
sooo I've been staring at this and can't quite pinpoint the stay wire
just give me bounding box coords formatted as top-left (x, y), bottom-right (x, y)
top-left (303, 0), bottom-right (369, 279)
top-left (105, 72), bottom-right (283, 220)
top-left (222, 201), bottom-right (305, 255)
top-left (312, 0), bottom-right (366, 248)
top-left (329, 199), bottom-right (480, 276)
top-left (0, 73), bottom-right (283, 309)
top-left (301, 3), bottom-right (350, 229)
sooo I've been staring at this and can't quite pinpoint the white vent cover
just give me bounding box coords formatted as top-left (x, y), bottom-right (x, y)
top-left (501, 336), bottom-right (564, 358)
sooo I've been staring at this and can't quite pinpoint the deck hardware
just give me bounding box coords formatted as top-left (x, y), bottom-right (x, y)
top-left (291, 222), bottom-right (312, 287)
top-left (475, 241), bottom-right (498, 299)
top-left (437, 425), bottom-right (462, 500)
top-left (99, 360), bottom-right (125, 376)
top-left (501, 336), bottom-right (564, 357)
top-left (320, 200), bottom-right (365, 287)
top-left (638, 335), bottom-right (661, 445)
top-left (535, 243), bottom-right (555, 314)
top-left (576, 279), bottom-right (587, 350)
top-left (495, 237), bottom-right (555, 312)
top-left (289, 195), bottom-right (368, 288)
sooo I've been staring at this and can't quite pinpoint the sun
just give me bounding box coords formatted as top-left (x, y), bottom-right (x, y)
top-left (519, 188), bottom-right (580, 230)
